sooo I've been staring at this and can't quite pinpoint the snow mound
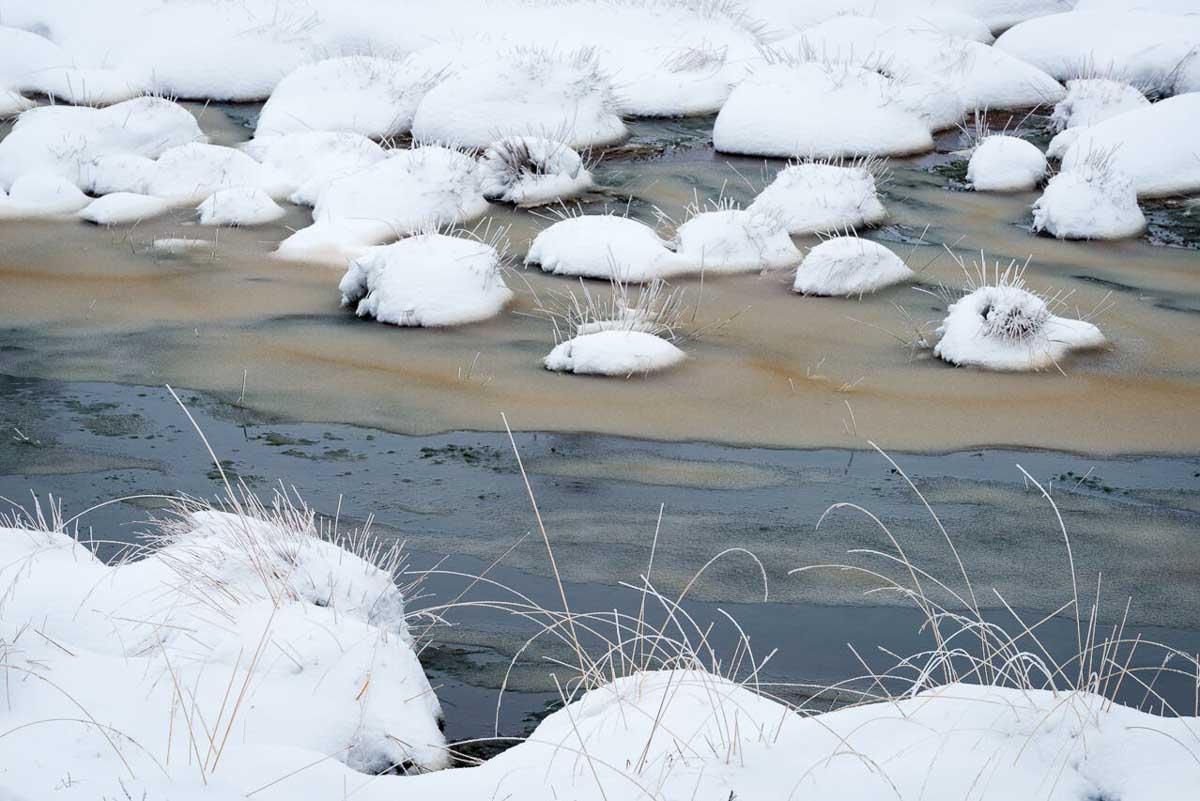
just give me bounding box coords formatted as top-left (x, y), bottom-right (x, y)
top-left (0, 25), bottom-right (144, 106)
top-left (0, 96), bottom-right (203, 190)
top-left (339, 232), bottom-right (512, 327)
top-left (967, 135), bottom-right (1047, 192)
top-left (714, 60), bottom-right (935, 159)
top-left (793, 236), bottom-right (914, 297)
top-left (608, 44), bottom-right (737, 117)
top-left (544, 330), bottom-right (685, 376)
top-left (526, 214), bottom-right (676, 282)
top-left (935, 278), bottom-right (1105, 370)
top-left (0, 89), bottom-right (33, 119)
top-left (1058, 93), bottom-right (1200, 198)
top-left (673, 207), bottom-right (801, 273)
top-left (412, 46), bottom-right (626, 149)
top-left (1050, 78), bottom-right (1150, 131)
top-left (748, 161), bottom-right (888, 235)
top-left (479, 137), bottom-right (593, 207)
top-left (198, 187), bottom-right (286, 226)
top-left (80, 192), bottom-right (173, 225)
top-left (278, 146), bottom-right (488, 261)
top-left (1033, 161), bottom-right (1146, 241)
top-left (135, 142), bottom-right (289, 203)
top-left (256, 56), bottom-right (440, 139)
top-left (243, 132), bottom-right (388, 207)
top-left (0, 172), bottom-right (90, 219)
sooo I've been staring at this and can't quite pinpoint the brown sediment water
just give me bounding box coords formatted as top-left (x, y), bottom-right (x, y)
top-left (1, 106), bottom-right (1198, 455)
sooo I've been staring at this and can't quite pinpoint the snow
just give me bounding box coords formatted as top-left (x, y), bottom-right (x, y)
top-left (1050, 78), bottom-right (1150, 131)
top-left (673, 207), bottom-right (801, 273)
top-left (748, 161), bottom-right (888, 235)
top-left (412, 46), bottom-right (626, 149)
top-left (241, 132), bottom-right (387, 207)
top-left (339, 232), bottom-right (512, 327)
top-left (793, 236), bottom-right (914, 297)
top-left (0, 89), bottom-right (33, 119)
top-left (1033, 161), bottom-right (1147, 241)
top-left (1058, 93), bottom-right (1200, 198)
top-left (198, 187), bottom-right (286, 226)
top-left (0, 25), bottom-right (144, 106)
top-left (544, 330), bottom-right (685, 376)
top-left (278, 146), bottom-right (488, 261)
top-left (967, 135), bottom-right (1047, 192)
top-left (526, 214), bottom-right (676, 282)
top-left (133, 143), bottom-right (290, 203)
top-left (256, 56), bottom-right (439, 140)
top-left (935, 279), bottom-right (1106, 370)
top-left (80, 192), bottom-right (173, 225)
top-left (714, 60), bottom-right (935, 159)
top-left (479, 137), bottom-right (593, 207)
top-left (0, 172), bottom-right (90, 219)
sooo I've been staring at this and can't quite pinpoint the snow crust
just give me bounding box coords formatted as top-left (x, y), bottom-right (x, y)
top-left (793, 237), bottom-right (913, 297)
top-left (526, 215), bottom-right (676, 282)
top-left (544, 330), bottom-right (685, 376)
top-left (1050, 78), bottom-right (1150, 131)
top-left (673, 208), bottom-right (801, 273)
top-left (198, 187), bottom-right (286, 226)
top-left (1033, 163), bottom-right (1147, 241)
top-left (479, 137), bottom-right (593, 207)
top-left (749, 162), bottom-right (888, 235)
top-left (967, 135), bottom-right (1047, 192)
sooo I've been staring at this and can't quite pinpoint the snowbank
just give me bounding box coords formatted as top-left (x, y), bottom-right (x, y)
top-left (544, 330), bottom-right (685, 376)
top-left (1050, 78), bottom-right (1150, 131)
top-left (479, 137), bottom-right (593, 207)
top-left (793, 236), bottom-right (914, 296)
top-left (1033, 161), bottom-right (1147, 240)
top-left (0, 173), bottom-right (90, 219)
top-left (80, 192), bottom-right (173, 225)
top-left (198, 187), bottom-right (286, 226)
top-left (526, 214), bottom-right (676, 282)
top-left (339, 232), bottom-right (512, 327)
top-left (967, 135), bottom-right (1047, 192)
top-left (242, 132), bottom-right (387, 207)
top-left (0, 25), bottom-right (144, 106)
top-left (673, 207), bottom-right (801, 273)
top-left (748, 161), bottom-right (888, 235)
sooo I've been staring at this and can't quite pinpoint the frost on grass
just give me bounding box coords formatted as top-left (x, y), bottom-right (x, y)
top-left (478, 137), bottom-right (593, 207)
top-left (966, 134), bottom-right (1047, 192)
top-left (242, 132), bottom-right (388, 207)
top-left (525, 212), bottom-right (677, 282)
top-left (197, 187), bottom-right (286, 227)
top-left (748, 159), bottom-right (888, 235)
top-left (672, 201), bottom-right (801, 273)
top-left (411, 46), bottom-right (627, 149)
top-left (0, 173), bottom-right (90, 219)
top-left (793, 236), bottom-right (914, 297)
top-left (934, 256), bottom-right (1105, 371)
top-left (1050, 77), bottom-right (1150, 132)
top-left (339, 231), bottom-right (512, 327)
top-left (1033, 150), bottom-right (1147, 241)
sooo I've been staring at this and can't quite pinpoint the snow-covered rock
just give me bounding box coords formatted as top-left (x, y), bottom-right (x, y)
top-left (140, 142), bottom-right (289, 203)
top-left (748, 161), bottom-right (888, 235)
top-left (793, 236), bottom-right (914, 296)
top-left (412, 46), bottom-right (626, 149)
top-left (714, 60), bottom-right (935, 159)
top-left (608, 44), bottom-right (736, 117)
top-left (0, 172), bottom-right (90, 219)
top-left (967, 135), bottom-right (1047, 192)
top-left (339, 232), bottom-right (511, 327)
top-left (0, 25), bottom-right (144, 106)
top-left (673, 207), bottom-right (801, 273)
top-left (526, 214), bottom-right (676, 282)
top-left (242, 132), bottom-right (388, 207)
top-left (198, 187), bottom-right (286, 226)
top-left (1050, 78), bottom-right (1150, 131)
top-left (544, 330), bottom-right (685, 376)
top-left (1058, 93), bottom-right (1200, 198)
top-left (479, 137), bottom-right (593, 207)
top-left (0, 88), bottom-right (33, 118)
top-left (1033, 161), bottom-right (1146, 240)
top-left (79, 192), bottom-right (173, 225)
top-left (256, 56), bottom-right (440, 139)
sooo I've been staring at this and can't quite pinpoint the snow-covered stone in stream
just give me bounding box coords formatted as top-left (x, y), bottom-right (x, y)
top-left (242, 132), bottom-right (388, 207)
top-left (935, 274), bottom-right (1105, 370)
top-left (967, 135), bottom-right (1047, 192)
top-left (278, 146), bottom-right (488, 260)
top-left (0, 172), bottom-right (90, 218)
top-left (80, 192), bottom-right (173, 225)
top-left (141, 142), bottom-right (290, 203)
top-left (339, 232), bottom-right (511, 327)
top-left (748, 161), bottom-right (888, 235)
top-left (793, 236), bottom-right (914, 296)
top-left (544, 330), bottom-right (686, 376)
top-left (412, 46), bottom-right (626, 149)
top-left (479, 137), bottom-right (593, 207)
top-left (1032, 159), bottom-right (1146, 240)
top-left (673, 207), bottom-right (801, 273)
top-left (1049, 78), bottom-right (1150, 131)
top-left (526, 214), bottom-right (676, 282)
top-left (197, 187), bottom-right (286, 226)
top-left (0, 88), bottom-right (33, 118)
top-left (0, 96), bottom-right (203, 190)
top-left (609, 44), bottom-right (737, 117)
top-left (256, 56), bottom-right (441, 139)
top-left (0, 25), bottom-right (144, 106)
top-left (714, 60), bottom-right (936, 159)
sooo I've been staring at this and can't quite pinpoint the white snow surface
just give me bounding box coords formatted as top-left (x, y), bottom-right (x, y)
top-left (0, 172), bottom-right (90, 219)
top-left (1033, 162), bottom-right (1147, 240)
top-left (80, 192), bottom-right (173, 225)
top-left (339, 233), bottom-right (512, 327)
top-left (198, 187), bottom-right (286, 226)
top-left (526, 215), bottom-right (676, 282)
top-left (242, 132), bottom-right (388, 207)
top-left (967, 135), bottom-right (1047, 192)
top-left (673, 208), bottom-right (801, 273)
top-left (479, 137), bottom-right (593, 207)
top-left (138, 143), bottom-right (290, 203)
top-left (793, 237), bottom-right (914, 296)
top-left (0, 25), bottom-right (144, 106)
top-left (748, 161), bottom-right (888, 235)
top-left (544, 330), bottom-right (685, 376)
top-left (1050, 78), bottom-right (1150, 131)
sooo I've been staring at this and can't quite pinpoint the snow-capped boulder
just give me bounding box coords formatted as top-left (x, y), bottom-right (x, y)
top-left (608, 44), bottom-right (736, 117)
top-left (339, 232), bottom-right (512, 327)
top-left (793, 237), bottom-right (914, 297)
top-left (80, 192), bottom-right (173, 225)
top-left (1049, 78), bottom-right (1150, 131)
top-left (526, 214), bottom-right (676, 282)
top-left (544, 330), bottom-right (686, 376)
top-left (748, 161), bottom-right (888, 235)
top-left (0, 26), bottom-right (144, 106)
top-left (479, 137), bottom-right (593, 207)
top-left (673, 207), bottom-right (801, 273)
top-left (197, 187), bottom-right (286, 226)
top-left (256, 56), bottom-right (440, 139)
top-left (714, 60), bottom-right (935, 159)
top-left (412, 46), bottom-right (626, 149)
top-left (1033, 161), bottom-right (1146, 240)
top-left (0, 172), bottom-right (90, 218)
top-left (242, 132), bottom-right (388, 206)
top-left (0, 89), bottom-right (33, 118)
top-left (967, 135), bottom-right (1047, 192)
top-left (141, 142), bottom-right (289, 202)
